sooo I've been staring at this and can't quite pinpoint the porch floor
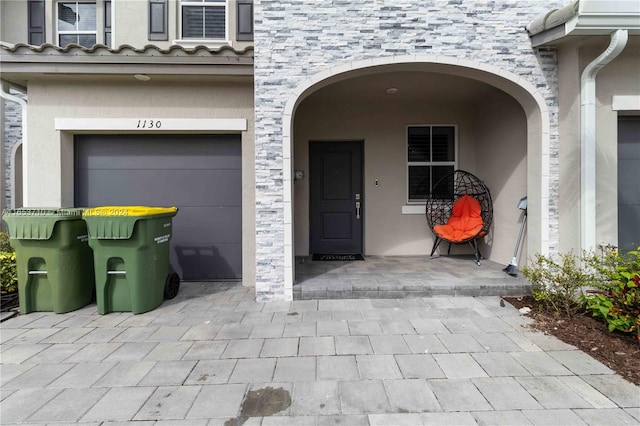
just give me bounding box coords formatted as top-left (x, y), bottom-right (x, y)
top-left (294, 255), bottom-right (531, 300)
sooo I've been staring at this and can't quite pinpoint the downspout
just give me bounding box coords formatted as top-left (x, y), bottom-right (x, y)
top-left (0, 81), bottom-right (28, 207)
top-left (580, 29), bottom-right (628, 253)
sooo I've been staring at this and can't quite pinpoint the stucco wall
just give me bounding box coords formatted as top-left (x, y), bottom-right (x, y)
top-left (254, 0), bottom-right (563, 300)
top-left (24, 78), bottom-right (256, 286)
top-left (0, 0), bottom-right (27, 44)
top-left (557, 36), bottom-right (640, 252)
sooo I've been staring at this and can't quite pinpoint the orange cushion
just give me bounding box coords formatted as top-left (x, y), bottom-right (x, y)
top-left (433, 195), bottom-right (484, 242)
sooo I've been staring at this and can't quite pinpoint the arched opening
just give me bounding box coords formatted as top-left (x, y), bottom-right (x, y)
top-left (280, 57), bottom-right (550, 295)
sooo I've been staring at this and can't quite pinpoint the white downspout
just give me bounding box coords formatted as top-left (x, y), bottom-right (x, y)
top-left (580, 29), bottom-right (628, 253)
top-left (1, 81), bottom-right (28, 207)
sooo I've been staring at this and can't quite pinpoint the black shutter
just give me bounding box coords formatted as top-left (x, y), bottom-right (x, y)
top-left (104, 0), bottom-right (112, 46)
top-left (236, 0), bottom-right (253, 41)
top-left (28, 0), bottom-right (45, 45)
top-left (149, 0), bottom-right (168, 41)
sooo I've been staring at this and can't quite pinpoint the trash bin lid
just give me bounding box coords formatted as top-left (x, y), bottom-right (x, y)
top-left (2, 208), bottom-right (85, 240)
top-left (82, 206), bottom-right (177, 217)
top-left (82, 206), bottom-right (178, 239)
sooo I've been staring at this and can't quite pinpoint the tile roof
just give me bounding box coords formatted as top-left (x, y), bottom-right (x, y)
top-left (0, 42), bottom-right (253, 58)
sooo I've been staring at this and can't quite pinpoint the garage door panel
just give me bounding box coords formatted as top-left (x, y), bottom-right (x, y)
top-left (173, 206), bottom-right (242, 243)
top-left (75, 134), bottom-right (242, 280)
top-left (174, 243), bottom-right (242, 280)
top-left (76, 135), bottom-right (241, 170)
top-left (77, 170), bottom-right (242, 207)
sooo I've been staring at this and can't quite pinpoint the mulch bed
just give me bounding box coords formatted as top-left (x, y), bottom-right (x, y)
top-left (503, 296), bottom-right (640, 387)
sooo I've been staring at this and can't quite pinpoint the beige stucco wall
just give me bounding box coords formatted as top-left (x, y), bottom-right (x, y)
top-left (293, 75), bottom-right (527, 264)
top-left (0, 0), bottom-right (28, 44)
top-left (557, 36), bottom-right (640, 253)
top-left (474, 91), bottom-right (528, 265)
top-left (24, 78), bottom-right (256, 286)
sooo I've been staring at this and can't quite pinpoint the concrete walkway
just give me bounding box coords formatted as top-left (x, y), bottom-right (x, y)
top-left (1, 282), bottom-right (639, 425)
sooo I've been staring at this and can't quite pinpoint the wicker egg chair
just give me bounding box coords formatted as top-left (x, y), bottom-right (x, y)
top-left (425, 170), bottom-right (493, 265)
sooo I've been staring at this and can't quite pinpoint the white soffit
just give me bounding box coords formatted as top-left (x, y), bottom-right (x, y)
top-left (55, 118), bottom-right (248, 132)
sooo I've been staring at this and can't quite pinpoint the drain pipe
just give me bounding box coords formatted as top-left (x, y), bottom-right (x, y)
top-left (580, 29), bottom-right (628, 253)
top-left (1, 81), bottom-right (28, 207)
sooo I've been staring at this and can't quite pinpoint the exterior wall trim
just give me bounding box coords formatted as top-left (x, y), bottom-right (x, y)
top-left (612, 95), bottom-right (640, 111)
top-left (54, 118), bottom-right (248, 132)
top-left (280, 55), bottom-right (552, 297)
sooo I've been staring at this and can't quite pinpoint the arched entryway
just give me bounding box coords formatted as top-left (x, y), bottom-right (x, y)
top-left (280, 56), bottom-right (551, 296)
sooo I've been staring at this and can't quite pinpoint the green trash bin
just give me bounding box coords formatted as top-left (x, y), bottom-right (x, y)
top-left (82, 206), bottom-right (179, 315)
top-left (1, 208), bottom-right (94, 314)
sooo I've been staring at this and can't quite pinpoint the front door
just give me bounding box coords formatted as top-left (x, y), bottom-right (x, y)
top-left (309, 141), bottom-right (363, 254)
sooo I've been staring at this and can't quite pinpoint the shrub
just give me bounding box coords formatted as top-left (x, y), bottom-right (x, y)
top-left (583, 248), bottom-right (640, 342)
top-left (522, 251), bottom-right (590, 317)
top-left (0, 251), bottom-right (17, 295)
top-left (0, 231), bottom-right (13, 252)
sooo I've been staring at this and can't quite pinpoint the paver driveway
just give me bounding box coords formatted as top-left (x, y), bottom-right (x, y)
top-left (1, 282), bottom-right (639, 425)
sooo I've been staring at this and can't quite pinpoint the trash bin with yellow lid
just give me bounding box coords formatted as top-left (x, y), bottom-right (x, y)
top-left (1, 208), bottom-right (94, 314)
top-left (82, 206), bottom-right (179, 314)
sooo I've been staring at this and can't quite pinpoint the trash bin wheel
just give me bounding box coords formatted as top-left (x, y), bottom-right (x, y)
top-left (164, 273), bottom-right (180, 300)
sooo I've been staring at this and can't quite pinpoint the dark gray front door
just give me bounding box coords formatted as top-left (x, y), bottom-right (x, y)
top-left (309, 141), bottom-right (363, 254)
top-left (75, 134), bottom-right (242, 280)
top-left (618, 116), bottom-right (640, 252)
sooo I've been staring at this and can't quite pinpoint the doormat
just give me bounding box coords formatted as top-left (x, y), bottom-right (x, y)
top-left (312, 253), bottom-right (365, 261)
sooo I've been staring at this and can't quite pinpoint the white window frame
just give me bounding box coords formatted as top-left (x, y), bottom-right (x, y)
top-left (406, 124), bottom-right (458, 204)
top-left (56, 0), bottom-right (98, 47)
top-left (176, 0), bottom-right (229, 47)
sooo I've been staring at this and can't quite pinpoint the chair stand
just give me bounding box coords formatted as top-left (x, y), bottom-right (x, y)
top-left (430, 236), bottom-right (483, 266)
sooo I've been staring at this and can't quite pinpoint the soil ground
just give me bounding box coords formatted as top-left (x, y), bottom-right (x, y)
top-left (503, 296), bottom-right (640, 387)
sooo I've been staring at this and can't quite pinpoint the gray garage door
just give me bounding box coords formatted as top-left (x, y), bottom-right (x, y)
top-left (75, 134), bottom-right (242, 280)
top-left (619, 117), bottom-right (640, 253)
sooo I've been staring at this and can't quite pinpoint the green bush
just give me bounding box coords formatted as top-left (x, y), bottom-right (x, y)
top-left (0, 231), bottom-right (13, 252)
top-left (583, 248), bottom-right (640, 342)
top-left (522, 251), bottom-right (590, 317)
top-left (0, 251), bottom-right (17, 295)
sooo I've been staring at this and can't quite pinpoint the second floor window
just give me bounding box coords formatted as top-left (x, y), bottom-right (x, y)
top-left (57, 1), bottom-right (97, 47)
top-left (181, 0), bottom-right (226, 40)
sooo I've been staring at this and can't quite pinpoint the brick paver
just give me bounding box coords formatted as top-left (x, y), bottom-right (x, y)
top-left (1, 283), bottom-right (638, 425)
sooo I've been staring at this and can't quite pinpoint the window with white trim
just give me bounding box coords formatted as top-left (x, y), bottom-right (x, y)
top-left (407, 125), bottom-right (457, 202)
top-left (57, 1), bottom-right (97, 47)
top-left (181, 0), bottom-right (227, 40)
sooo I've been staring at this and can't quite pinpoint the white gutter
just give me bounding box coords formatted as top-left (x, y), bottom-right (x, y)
top-left (580, 29), bottom-right (628, 252)
top-left (1, 81), bottom-right (28, 207)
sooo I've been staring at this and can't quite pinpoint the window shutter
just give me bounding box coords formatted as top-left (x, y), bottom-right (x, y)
top-left (104, 0), bottom-right (112, 46)
top-left (236, 0), bottom-right (253, 41)
top-left (28, 0), bottom-right (45, 45)
top-left (148, 0), bottom-right (168, 41)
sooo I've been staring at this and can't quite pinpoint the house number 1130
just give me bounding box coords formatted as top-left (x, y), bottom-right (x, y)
top-left (137, 120), bottom-right (162, 129)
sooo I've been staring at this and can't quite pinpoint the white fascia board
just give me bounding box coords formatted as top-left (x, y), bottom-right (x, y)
top-left (55, 118), bottom-right (247, 132)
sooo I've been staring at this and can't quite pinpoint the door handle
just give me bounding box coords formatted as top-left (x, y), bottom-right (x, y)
top-left (356, 201), bottom-right (361, 219)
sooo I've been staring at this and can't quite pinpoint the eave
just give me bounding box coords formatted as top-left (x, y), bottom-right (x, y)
top-left (0, 43), bottom-right (254, 86)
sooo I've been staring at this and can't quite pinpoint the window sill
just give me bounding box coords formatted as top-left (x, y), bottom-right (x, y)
top-left (173, 39), bottom-right (230, 49)
top-left (402, 205), bottom-right (425, 215)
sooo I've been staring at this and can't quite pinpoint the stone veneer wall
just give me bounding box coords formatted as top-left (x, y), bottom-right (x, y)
top-left (253, 0), bottom-right (564, 301)
top-left (2, 90), bottom-right (23, 210)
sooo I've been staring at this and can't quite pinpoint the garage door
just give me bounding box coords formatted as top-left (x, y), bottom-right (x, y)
top-left (75, 134), bottom-right (242, 280)
top-left (619, 117), bottom-right (640, 253)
